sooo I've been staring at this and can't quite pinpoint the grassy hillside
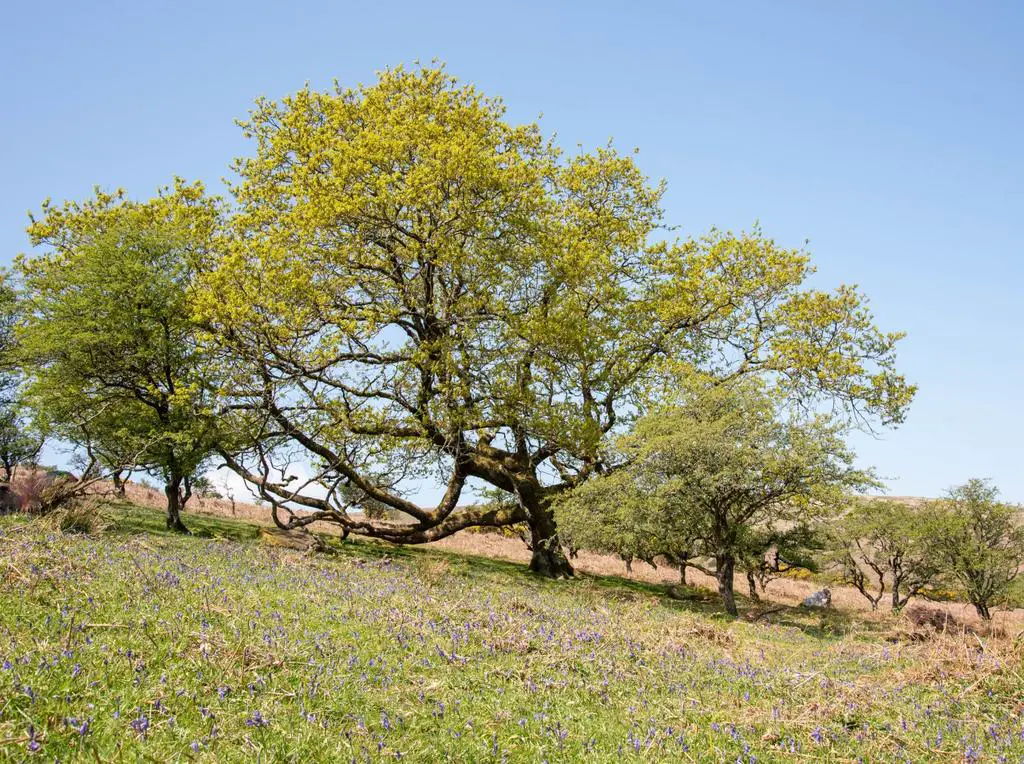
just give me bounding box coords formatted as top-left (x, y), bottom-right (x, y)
top-left (0, 504), bottom-right (1021, 762)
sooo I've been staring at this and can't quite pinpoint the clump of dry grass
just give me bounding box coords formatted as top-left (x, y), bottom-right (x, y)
top-left (39, 497), bottom-right (111, 535)
top-left (416, 557), bottom-right (453, 585)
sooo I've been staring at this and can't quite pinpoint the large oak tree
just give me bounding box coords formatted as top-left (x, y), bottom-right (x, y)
top-left (200, 65), bottom-right (914, 576)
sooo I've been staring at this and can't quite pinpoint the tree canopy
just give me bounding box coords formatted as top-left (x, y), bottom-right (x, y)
top-left (556, 381), bottom-right (874, 613)
top-left (922, 479), bottom-right (1024, 619)
top-left (16, 180), bottom-right (223, 531)
top-left (197, 65), bottom-right (915, 576)
top-left (0, 274), bottom-right (43, 482)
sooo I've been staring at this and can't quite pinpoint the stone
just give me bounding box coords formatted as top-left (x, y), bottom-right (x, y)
top-left (802, 589), bottom-right (832, 609)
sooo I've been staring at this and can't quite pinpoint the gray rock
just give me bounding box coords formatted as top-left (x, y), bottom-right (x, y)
top-left (802, 589), bottom-right (832, 609)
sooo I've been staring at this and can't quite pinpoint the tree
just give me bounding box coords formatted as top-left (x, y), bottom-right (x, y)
top-left (16, 181), bottom-right (222, 532)
top-left (0, 405), bottom-right (44, 482)
top-left (553, 460), bottom-right (707, 579)
top-left (737, 523), bottom-right (823, 602)
top-left (556, 381), bottom-right (874, 614)
top-left (830, 499), bottom-right (937, 612)
top-left (0, 274), bottom-right (44, 482)
top-left (198, 64), bottom-right (914, 577)
top-left (922, 480), bottom-right (1024, 620)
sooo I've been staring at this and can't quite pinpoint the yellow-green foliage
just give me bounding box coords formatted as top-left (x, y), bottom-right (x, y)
top-left (187, 64), bottom-right (914, 542)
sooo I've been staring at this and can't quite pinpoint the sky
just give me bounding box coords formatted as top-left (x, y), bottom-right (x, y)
top-left (1, 1), bottom-right (1021, 501)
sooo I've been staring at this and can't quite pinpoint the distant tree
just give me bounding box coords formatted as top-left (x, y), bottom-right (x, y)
top-left (830, 499), bottom-right (938, 612)
top-left (0, 405), bottom-right (44, 482)
top-left (738, 523), bottom-right (823, 602)
top-left (198, 64), bottom-right (915, 577)
top-left (556, 381), bottom-right (874, 614)
top-left (16, 181), bottom-right (223, 532)
top-left (922, 480), bottom-right (1024, 620)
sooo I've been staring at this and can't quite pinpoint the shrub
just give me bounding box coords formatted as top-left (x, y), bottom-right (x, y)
top-left (904, 605), bottom-right (967, 635)
top-left (10, 468), bottom-right (110, 518)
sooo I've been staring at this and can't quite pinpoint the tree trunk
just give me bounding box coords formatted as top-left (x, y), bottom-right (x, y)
top-left (112, 471), bottom-right (127, 496)
top-left (746, 569), bottom-right (760, 601)
top-left (164, 473), bottom-right (190, 534)
top-left (679, 560), bottom-right (687, 585)
top-left (522, 492), bottom-right (572, 578)
top-left (892, 585), bottom-right (907, 612)
top-left (973, 600), bottom-right (991, 620)
top-left (716, 553), bottom-right (738, 616)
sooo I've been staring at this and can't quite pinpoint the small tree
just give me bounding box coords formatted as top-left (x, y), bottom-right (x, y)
top-left (923, 480), bottom-right (1024, 620)
top-left (16, 182), bottom-right (223, 532)
top-left (557, 381), bottom-right (874, 615)
top-left (0, 404), bottom-right (44, 482)
top-left (830, 499), bottom-right (937, 612)
top-left (554, 465), bottom-right (707, 578)
top-left (738, 523), bottom-right (823, 601)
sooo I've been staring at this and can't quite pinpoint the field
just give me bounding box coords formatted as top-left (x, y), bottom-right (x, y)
top-left (1, 504), bottom-right (1022, 762)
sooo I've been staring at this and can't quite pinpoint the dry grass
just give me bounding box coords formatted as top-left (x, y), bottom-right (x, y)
top-left (39, 497), bottom-right (112, 535)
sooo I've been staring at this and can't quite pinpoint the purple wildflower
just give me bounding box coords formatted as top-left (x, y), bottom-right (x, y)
top-left (245, 710), bottom-right (269, 728)
top-left (130, 715), bottom-right (150, 735)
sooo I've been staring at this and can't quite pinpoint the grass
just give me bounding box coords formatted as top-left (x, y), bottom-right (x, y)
top-left (0, 504), bottom-right (1021, 762)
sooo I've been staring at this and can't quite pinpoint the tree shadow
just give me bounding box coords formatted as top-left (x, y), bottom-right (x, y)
top-left (105, 501), bottom-right (260, 542)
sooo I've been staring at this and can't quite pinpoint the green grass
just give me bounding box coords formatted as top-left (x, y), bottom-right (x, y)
top-left (0, 503), bottom-right (1021, 762)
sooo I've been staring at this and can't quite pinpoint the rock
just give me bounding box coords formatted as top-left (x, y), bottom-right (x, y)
top-left (802, 589), bottom-right (832, 609)
top-left (259, 527), bottom-right (329, 553)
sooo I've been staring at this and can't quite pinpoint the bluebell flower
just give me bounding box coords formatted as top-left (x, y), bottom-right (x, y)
top-left (245, 710), bottom-right (269, 728)
top-left (130, 715), bottom-right (150, 735)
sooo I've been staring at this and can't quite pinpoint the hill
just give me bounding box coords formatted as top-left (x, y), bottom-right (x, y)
top-left (119, 480), bottom-right (1022, 629)
top-left (0, 502), bottom-right (1022, 761)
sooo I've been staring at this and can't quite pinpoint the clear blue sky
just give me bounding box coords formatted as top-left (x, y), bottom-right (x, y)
top-left (2, 1), bottom-right (1021, 501)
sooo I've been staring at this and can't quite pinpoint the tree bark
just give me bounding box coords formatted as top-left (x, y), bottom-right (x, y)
top-left (164, 472), bottom-right (190, 534)
top-left (522, 491), bottom-right (573, 578)
top-left (892, 584), bottom-right (908, 612)
top-left (973, 600), bottom-right (991, 620)
top-left (716, 553), bottom-right (738, 616)
top-left (746, 569), bottom-right (760, 601)
top-left (112, 471), bottom-right (127, 496)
